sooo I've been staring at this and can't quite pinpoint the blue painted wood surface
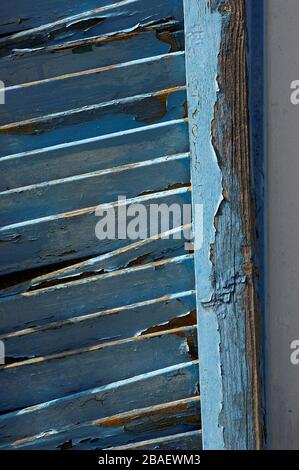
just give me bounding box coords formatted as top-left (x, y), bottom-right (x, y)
top-left (1, 398), bottom-right (201, 450)
top-left (0, 361), bottom-right (199, 447)
top-left (110, 430), bottom-right (202, 450)
top-left (0, 225), bottom-right (191, 297)
top-left (0, 188), bottom-right (192, 274)
top-left (0, 0), bottom-right (201, 451)
top-left (0, 52), bottom-right (186, 125)
top-left (0, 326), bottom-right (197, 413)
top-left (1, 28), bottom-right (184, 87)
top-left (0, 119), bottom-right (189, 188)
top-left (1, 291), bottom-right (196, 358)
top-left (0, 154), bottom-right (190, 225)
top-left (184, 0), bottom-right (263, 450)
top-left (0, 0), bottom-right (265, 451)
top-left (0, 255), bottom-right (195, 333)
top-left (0, 90), bottom-right (187, 157)
top-left (0, 0), bottom-right (184, 41)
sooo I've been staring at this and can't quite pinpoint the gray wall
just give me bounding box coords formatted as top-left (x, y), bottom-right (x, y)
top-left (267, 0), bottom-right (299, 450)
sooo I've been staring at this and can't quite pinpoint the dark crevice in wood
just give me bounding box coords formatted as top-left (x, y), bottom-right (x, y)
top-left (58, 440), bottom-right (73, 450)
top-left (5, 356), bottom-right (34, 365)
top-left (0, 254), bottom-right (92, 291)
top-left (138, 182), bottom-right (190, 197)
top-left (140, 310), bottom-right (197, 336)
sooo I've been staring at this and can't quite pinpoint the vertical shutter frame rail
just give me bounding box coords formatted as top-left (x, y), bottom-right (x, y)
top-left (184, 0), bottom-right (265, 450)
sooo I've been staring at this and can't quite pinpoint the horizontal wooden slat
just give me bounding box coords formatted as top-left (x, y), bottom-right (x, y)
top-left (1, 291), bottom-right (196, 359)
top-left (0, 154), bottom-right (190, 225)
top-left (0, 361), bottom-right (199, 446)
top-left (0, 119), bottom-right (189, 189)
top-left (1, 28), bottom-right (184, 87)
top-left (0, 0), bottom-right (183, 42)
top-left (0, 225), bottom-right (192, 297)
top-left (0, 89), bottom-right (187, 158)
top-left (0, 325), bottom-right (197, 413)
top-left (0, 254), bottom-right (195, 334)
top-left (0, 187), bottom-right (192, 275)
top-left (0, 1), bottom-right (121, 36)
top-left (0, 1), bottom-right (117, 36)
top-left (109, 430), bottom-right (202, 450)
top-left (1, 397), bottom-right (200, 450)
top-left (0, 52), bottom-right (185, 125)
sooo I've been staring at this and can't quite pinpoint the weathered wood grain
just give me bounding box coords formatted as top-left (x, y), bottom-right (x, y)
top-left (0, 188), bottom-right (191, 275)
top-left (0, 361), bottom-right (199, 446)
top-left (184, 0), bottom-right (263, 450)
top-left (109, 430), bottom-right (202, 450)
top-left (0, 326), bottom-right (197, 412)
top-left (0, 255), bottom-right (195, 334)
top-left (0, 52), bottom-right (185, 125)
top-left (0, 90), bottom-right (187, 158)
top-left (1, 291), bottom-right (196, 359)
top-left (0, 0), bottom-right (183, 41)
top-left (1, 27), bottom-right (184, 87)
top-left (0, 119), bottom-right (188, 188)
top-left (1, 397), bottom-right (200, 450)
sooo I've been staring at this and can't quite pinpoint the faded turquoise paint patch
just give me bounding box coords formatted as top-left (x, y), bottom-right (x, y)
top-left (184, 0), bottom-right (224, 449)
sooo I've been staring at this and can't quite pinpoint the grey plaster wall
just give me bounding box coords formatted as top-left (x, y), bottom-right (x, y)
top-left (267, 0), bottom-right (299, 450)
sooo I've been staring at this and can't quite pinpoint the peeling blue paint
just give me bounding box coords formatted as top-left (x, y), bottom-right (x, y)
top-left (184, 0), bottom-right (263, 450)
top-left (184, 0), bottom-right (224, 449)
